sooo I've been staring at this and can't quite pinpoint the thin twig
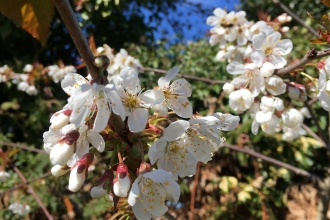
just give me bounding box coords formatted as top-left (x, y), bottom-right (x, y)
top-left (303, 101), bottom-right (330, 151)
top-left (140, 67), bottom-right (227, 84)
top-left (12, 167), bottom-right (53, 220)
top-left (0, 172), bottom-right (52, 195)
top-left (276, 48), bottom-right (330, 75)
top-left (222, 143), bottom-right (320, 181)
top-left (273, 0), bottom-right (318, 37)
top-left (301, 124), bottom-right (327, 147)
top-left (189, 162), bottom-right (200, 220)
top-left (0, 142), bottom-right (48, 154)
top-left (52, 0), bottom-right (99, 81)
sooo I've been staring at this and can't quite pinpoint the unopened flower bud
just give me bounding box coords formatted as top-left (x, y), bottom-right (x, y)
top-left (51, 165), bottom-right (70, 177)
top-left (113, 163), bottom-right (131, 197)
top-left (50, 109), bottom-right (72, 130)
top-left (223, 83), bottom-right (235, 94)
top-left (90, 170), bottom-right (114, 199)
top-left (300, 107), bottom-right (311, 119)
top-left (260, 62), bottom-right (275, 77)
top-left (68, 153), bottom-right (94, 192)
top-left (288, 83), bottom-right (307, 101)
top-left (282, 108), bottom-right (303, 128)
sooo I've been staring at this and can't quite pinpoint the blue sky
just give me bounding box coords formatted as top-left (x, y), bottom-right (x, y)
top-left (150, 0), bottom-right (240, 42)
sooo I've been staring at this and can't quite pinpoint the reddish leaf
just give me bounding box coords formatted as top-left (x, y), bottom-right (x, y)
top-left (0, 0), bottom-right (54, 46)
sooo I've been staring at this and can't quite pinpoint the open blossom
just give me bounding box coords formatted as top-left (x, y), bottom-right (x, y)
top-left (252, 112), bottom-right (280, 135)
top-left (247, 21), bottom-right (274, 41)
top-left (229, 89), bottom-right (254, 113)
top-left (66, 124), bottom-right (105, 167)
top-left (209, 26), bottom-right (227, 48)
top-left (62, 73), bottom-right (125, 132)
top-left (282, 108), bottom-right (303, 128)
top-left (148, 120), bottom-right (197, 180)
top-left (48, 65), bottom-right (76, 83)
top-left (251, 31), bottom-right (293, 68)
top-left (8, 203), bottom-right (30, 216)
top-left (206, 8), bottom-right (228, 27)
top-left (185, 113), bottom-right (240, 163)
top-left (154, 66), bottom-right (193, 118)
top-left (114, 67), bottom-right (164, 132)
top-left (128, 165), bottom-right (180, 220)
top-left (227, 61), bottom-right (264, 97)
top-left (282, 125), bottom-right (306, 141)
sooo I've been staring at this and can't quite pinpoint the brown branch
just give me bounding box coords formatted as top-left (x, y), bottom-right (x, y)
top-left (12, 167), bottom-right (53, 220)
top-left (0, 172), bottom-right (51, 195)
top-left (52, 0), bottom-right (99, 81)
top-left (303, 101), bottom-right (330, 151)
top-left (140, 67), bottom-right (227, 84)
top-left (273, 0), bottom-right (318, 37)
top-left (163, 212), bottom-right (176, 220)
top-left (222, 143), bottom-right (320, 181)
top-left (0, 142), bottom-right (48, 154)
top-left (276, 48), bottom-right (330, 75)
top-left (301, 124), bottom-right (327, 147)
top-left (189, 162), bottom-right (200, 220)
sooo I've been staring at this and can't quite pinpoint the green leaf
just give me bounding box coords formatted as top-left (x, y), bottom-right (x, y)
top-left (0, 0), bottom-right (54, 46)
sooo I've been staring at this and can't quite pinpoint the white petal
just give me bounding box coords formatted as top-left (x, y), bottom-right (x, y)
top-left (87, 129), bottom-right (105, 152)
top-left (252, 34), bottom-right (265, 50)
top-left (61, 73), bottom-right (88, 95)
top-left (268, 55), bottom-right (287, 69)
top-left (140, 90), bottom-right (164, 107)
top-left (68, 166), bottom-right (86, 192)
top-left (50, 142), bottom-right (74, 166)
top-left (93, 97), bottom-right (111, 132)
top-left (128, 108), bottom-right (148, 133)
top-left (250, 51), bottom-right (266, 67)
top-left (149, 138), bottom-right (167, 165)
top-left (105, 89), bottom-right (126, 121)
top-left (226, 61), bottom-right (246, 75)
top-left (128, 175), bottom-right (142, 206)
top-left (153, 102), bottom-right (168, 116)
top-left (170, 96), bottom-right (193, 118)
top-left (164, 120), bottom-right (189, 141)
top-left (255, 111), bottom-right (273, 124)
top-left (90, 184), bottom-right (108, 199)
top-left (170, 79), bottom-right (192, 97)
top-left (274, 39), bottom-right (293, 55)
top-left (158, 66), bottom-right (179, 87)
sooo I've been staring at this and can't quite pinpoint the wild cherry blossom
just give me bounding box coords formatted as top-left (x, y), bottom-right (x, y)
top-left (148, 120), bottom-right (197, 180)
top-left (251, 31), bottom-right (293, 69)
top-left (154, 66), bottom-right (193, 118)
top-left (229, 89), bottom-right (254, 113)
top-left (114, 67), bottom-right (164, 132)
top-left (128, 164), bottom-right (180, 220)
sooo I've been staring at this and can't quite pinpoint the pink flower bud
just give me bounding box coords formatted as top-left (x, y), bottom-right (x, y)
top-left (68, 153), bottom-right (94, 192)
top-left (113, 163), bottom-right (131, 197)
top-left (50, 109), bottom-right (72, 130)
top-left (51, 165), bottom-right (70, 177)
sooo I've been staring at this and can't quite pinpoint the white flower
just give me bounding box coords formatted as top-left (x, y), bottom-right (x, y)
top-left (68, 153), bottom-right (93, 192)
top-left (253, 112), bottom-right (280, 135)
top-left (61, 73), bottom-right (88, 95)
top-left (0, 171), bottom-right (10, 182)
top-left (17, 81), bottom-right (29, 91)
top-left (148, 120), bottom-right (197, 180)
top-left (227, 61), bottom-right (264, 97)
top-left (43, 124), bottom-right (76, 154)
top-left (48, 65), bottom-right (76, 83)
top-left (229, 89), bottom-right (254, 113)
top-left (260, 62), bottom-right (275, 77)
top-left (260, 96), bottom-right (283, 113)
top-left (264, 75), bottom-right (287, 96)
top-left (113, 163), bottom-right (131, 197)
top-left (128, 169), bottom-right (180, 220)
top-left (247, 21), bottom-right (274, 41)
top-left (282, 125), bottom-right (306, 141)
top-left (90, 183), bottom-right (108, 199)
top-left (114, 67), bottom-right (164, 132)
top-left (26, 86), bottom-right (38, 95)
top-left (206, 8), bottom-right (228, 27)
top-left (251, 31), bottom-right (293, 68)
top-left (154, 66), bottom-right (192, 118)
top-left (23, 64), bottom-right (33, 72)
top-left (223, 83), bottom-right (235, 94)
top-left (63, 74), bottom-right (125, 132)
top-left (50, 109), bottom-right (72, 130)
top-left (66, 125), bottom-right (105, 167)
top-left (300, 107), bottom-right (311, 119)
top-left (51, 165), bottom-right (70, 177)
top-left (282, 108), bottom-right (303, 128)
top-left (209, 26), bottom-right (227, 48)
top-left (8, 203), bottom-right (30, 216)
top-left (318, 70), bottom-right (330, 111)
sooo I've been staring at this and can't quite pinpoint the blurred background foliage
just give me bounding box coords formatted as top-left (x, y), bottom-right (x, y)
top-left (0, 0), bottom-right (330, 219)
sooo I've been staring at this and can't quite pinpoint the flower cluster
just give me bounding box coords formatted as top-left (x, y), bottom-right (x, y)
top-left (43, 65), bottom-right (239, 219)
top-left (207, 8), bottom-right (312, 141)
top-left (8, 202), bottom-right (30, 216)
top-left (96, 44), bottom-right (143, 80)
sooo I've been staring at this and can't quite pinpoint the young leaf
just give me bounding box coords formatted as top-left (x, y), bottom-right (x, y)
top-left (0, 0), bottom-right (54, 46)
